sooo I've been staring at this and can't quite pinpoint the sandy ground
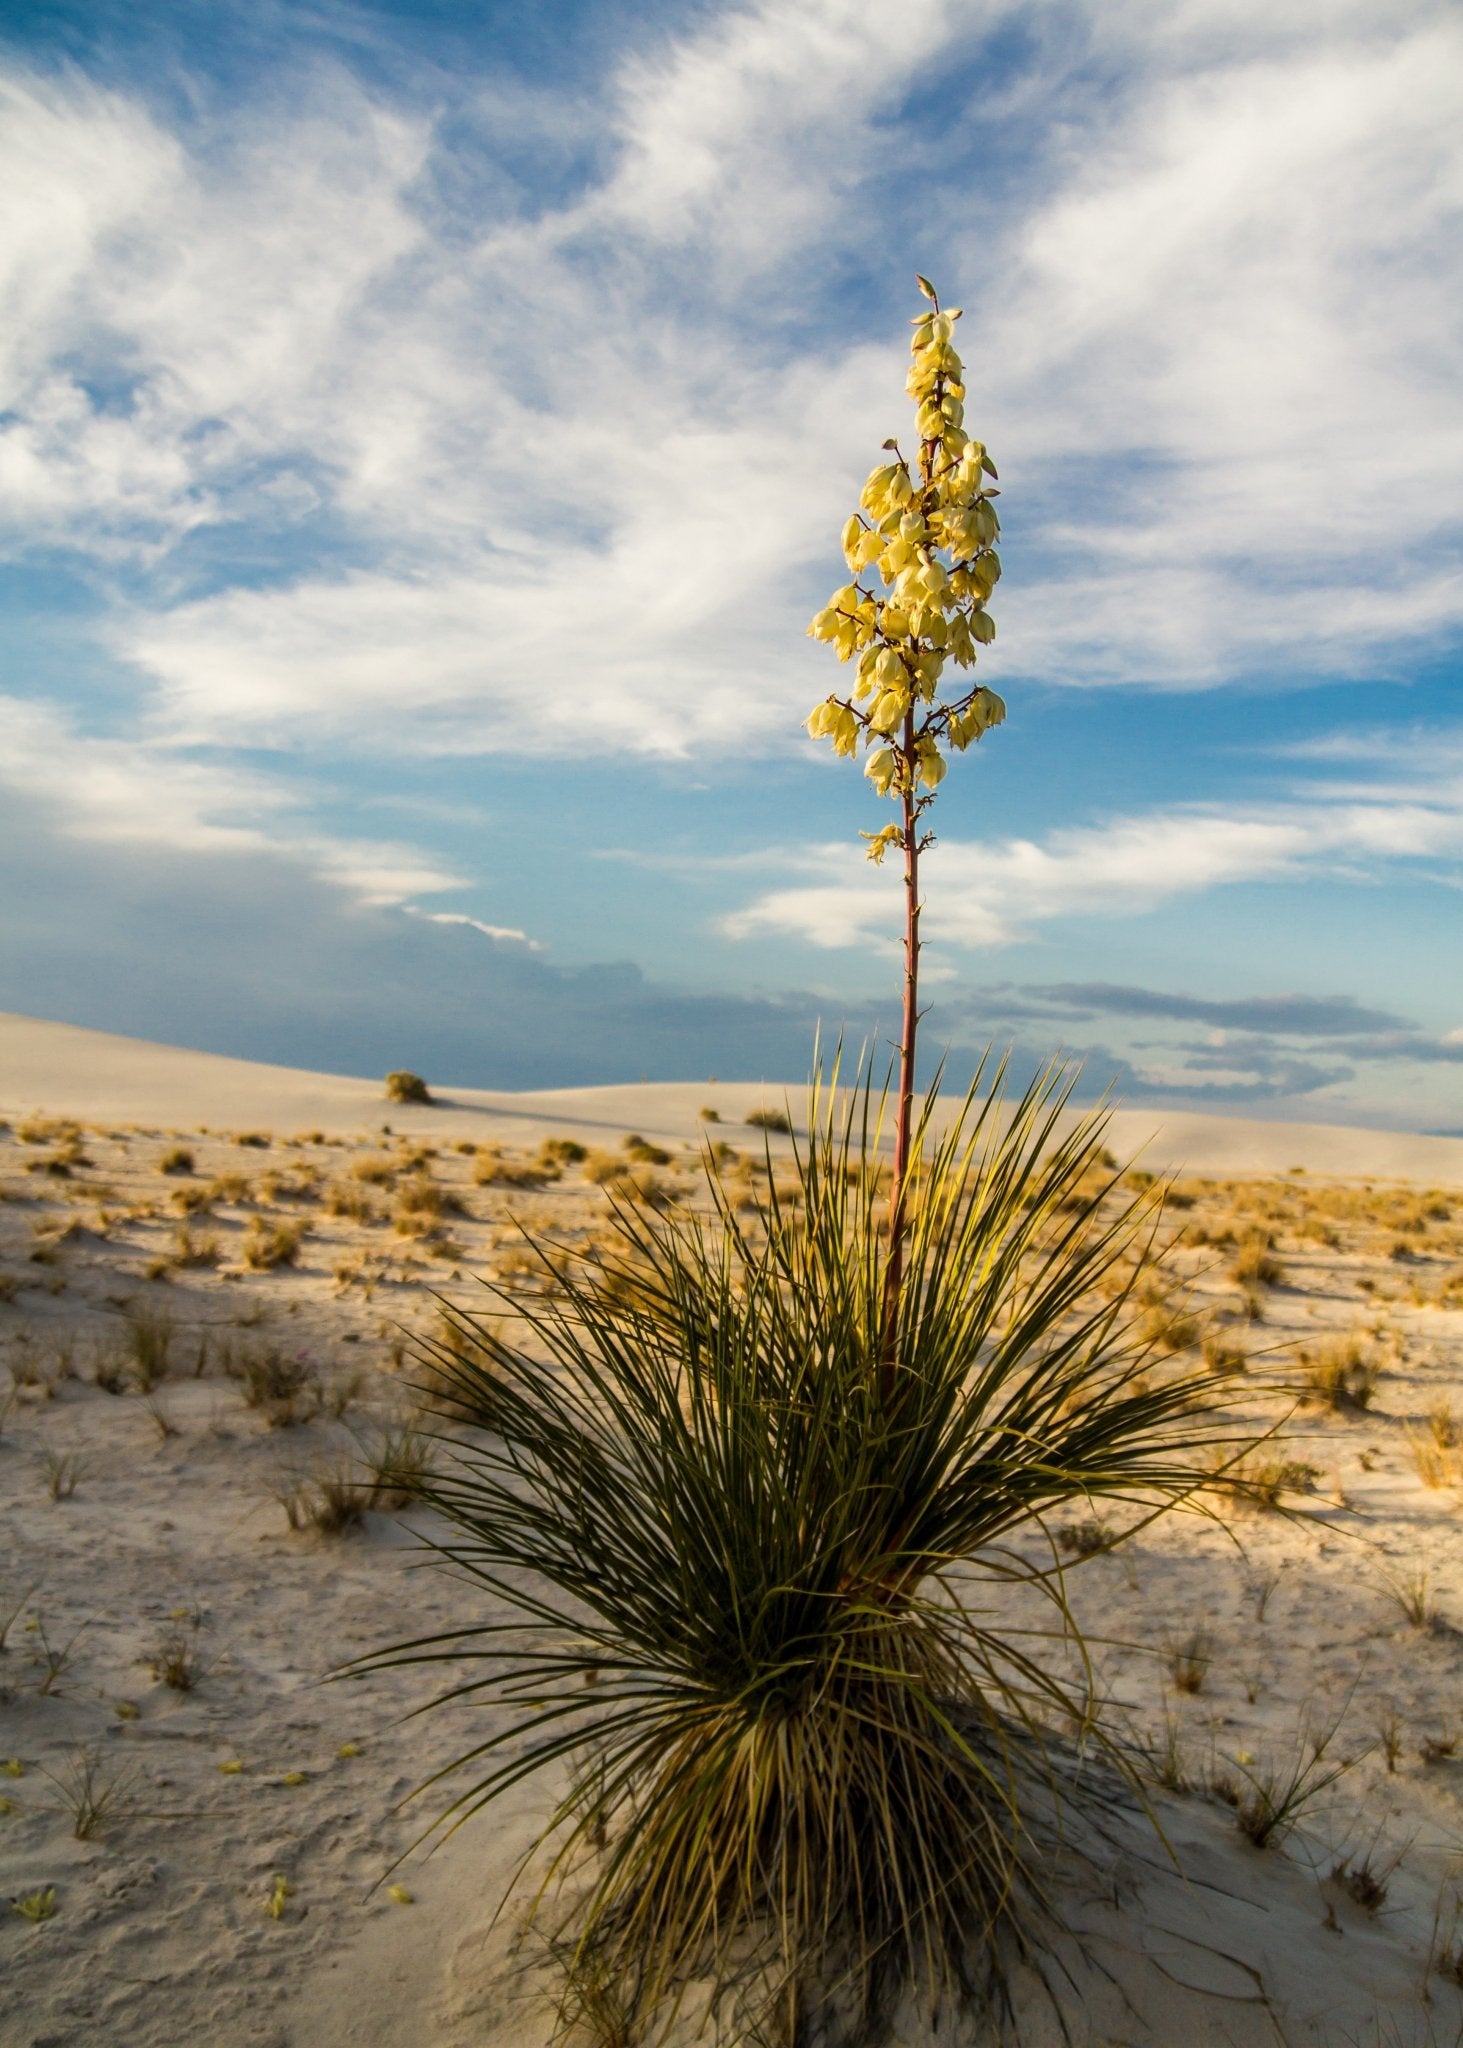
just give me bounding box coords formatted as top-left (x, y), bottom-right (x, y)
top-left (4, 1013), bottom-right (1463, 2047)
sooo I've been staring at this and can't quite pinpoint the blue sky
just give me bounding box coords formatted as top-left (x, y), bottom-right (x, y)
top-left (1, 0), bottom-right (1460, 1128)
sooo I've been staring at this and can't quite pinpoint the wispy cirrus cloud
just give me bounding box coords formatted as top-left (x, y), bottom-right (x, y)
top-left (0, 0), bottom-right (1458, 772)
top-left (724, 732), bottom-right (1463, 952)
top-left (0, 693), bottom-right (464, 905)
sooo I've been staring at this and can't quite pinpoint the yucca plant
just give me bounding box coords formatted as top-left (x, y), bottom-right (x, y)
top-left (358, 279), bottom-right (1247, 2042)
top-left (356, 1058), bottom-right (1244, 2043)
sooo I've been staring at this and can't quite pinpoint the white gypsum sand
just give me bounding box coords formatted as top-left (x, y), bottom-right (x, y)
top-left (3, 1012), bottom-right (1463, 2046)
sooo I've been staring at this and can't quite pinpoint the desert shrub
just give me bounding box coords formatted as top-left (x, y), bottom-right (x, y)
top-left (234, 1131), bottom-right (272, 1149)
top-left (580, 1149), bottom-right (632, 1187)
top-left (744, 1106), bottom-right (793, 1134)
top-left (350, 1154), bottom-right (397, 1186)
top-left (1298, 1332), bottom-right (1378, 1413)
top-left (622, 1133), bottom-right (672, 1166)
top-left (170, 1226), bottom-right (221, 1270)
top-left (242, 1218), bottom-right (307, 1270)
top-left (324, 1181), bottom-right (380, 1223)
top-left (1230, 1232), bottom-right (1284, 1288)
top-left (395, 1175), bottom-right (467, 1221)
top-left (1055, 1517), bottom-right (1112, 1558)
top-left (356, 1064), bottom-right (1247, 2043)
top-left (158, 1147), bottom-right (194, 1176)
top-left (473, 1147), bottom-right (552, 1188)
top-left (540, 1137), bottom-right (588, 1167)
top-left (385, 1071), bottom-right (433, 1105)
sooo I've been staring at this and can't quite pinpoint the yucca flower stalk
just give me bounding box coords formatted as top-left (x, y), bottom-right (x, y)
top-left (807, 276), bottom-right (1004, 1376)
top-left (355, 1063), bottom-right (1245, 2043)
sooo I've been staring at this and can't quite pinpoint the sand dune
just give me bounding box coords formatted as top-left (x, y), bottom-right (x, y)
top-left (5, 1009), bottom-right (1462, 1184)
top-left (4, 1011), bottom-right (1463, 2046)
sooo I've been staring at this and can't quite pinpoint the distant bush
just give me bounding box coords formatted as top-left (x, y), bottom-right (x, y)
top-left (385, 1071), bottom-right (433, 1105)
top-left (745, 1107), bottom-right (793, 1135)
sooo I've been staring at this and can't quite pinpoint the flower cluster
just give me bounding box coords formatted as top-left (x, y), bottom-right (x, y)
top-left (807, 277), bottom-right (1006, 860)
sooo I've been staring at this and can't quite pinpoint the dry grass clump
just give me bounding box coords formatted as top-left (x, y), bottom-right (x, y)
top-left (271, 1459), bottom-right (370, 1535)
top-left (242, 1218), bottom-right (308, 1270)
top-left (158, 1146), bottom-right (194, 1175)
top-left (205, 1172), bottom-right (253, 1205)
top-left (40, 1745), bottom-right (141, 1840)
top-left (43, 1447), bottom-right (88, 1499)
top-left (744, 1106), bottom-right (793, 1134)
top-left (1230, 1231), bottom-right (1284, 1288)
top-left (1214, 1715), bottom-right (1357, 1849)
top-left (621, 1133), bottom-right (672, 1166)
top-left (147, 1608), bottom-right (212, 1691)
top-left (473, 1147), bottom-right (553, 1188)
top-left (1136, 1289), bottom-right (1203, 1356)
top-left (350, 1154), bottom-right (398, 1186)
top-left (357, 1419), bottom-right (435, 1509)
top-left (1165, 1627), bottom-right (1212, 1694)
top-left (1202, 1330), bottom-right (1247, 1375)
top-left (540, 1137), bottom-right (588, 1168)
top-left (581, 1148), bottom-right (631, 1188)
top-left (385, 1070), bottom-right (433, 1104)
top-left (394, 1175), bottom-right (468, 1224)
top-left (124, 1304), bottom-right (173, 1389)
top-left (1055, 1517), bottom-right (1113, 1558)
top-left (234, 1131), bottom-right (273, 1149)
top-left (324, 1180), bottom-right (380, 1222)
top-left (259, 1168), bottom-right (321, 1204)
top-left (16, 1115), bottom-right (82, 1147)
top-left (237, 1346), bottom-right (321, 1425)
top-left (1297, 1331), bottom-right (1379, 1413)
top-left (1223, 1448), bottom-right (1323, 1512)
top-left (169, 1226), bottom-right (221, 1270)
top-left (1410, 1400), bottom-right (1463, 1488)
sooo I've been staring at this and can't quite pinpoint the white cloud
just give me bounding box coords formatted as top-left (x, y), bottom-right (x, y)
top-left (725, 744), bottom-right (1463, 952)
top-left (0, 693), bottom-right (464, 906)
top-left (0, 0), bottom-right (1459, 764)
top-left (406, 908), bottom-right (542, 950)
